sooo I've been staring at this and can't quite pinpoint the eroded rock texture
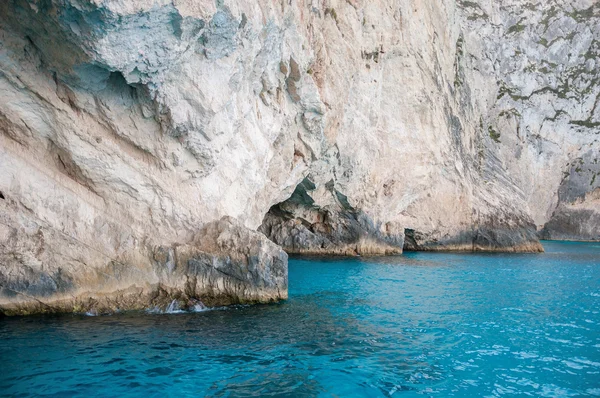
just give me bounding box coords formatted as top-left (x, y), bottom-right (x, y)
top-left (458, 0), bottom-right (600, 242)
top-left (0, 0), bottom-right (598, 313)
top-left (259, 178), bottom-right (405, 255)
top-left (0, 216), bottom-right (287, 315)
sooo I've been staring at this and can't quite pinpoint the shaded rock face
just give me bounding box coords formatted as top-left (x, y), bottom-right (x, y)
top-left (0, 216), bottom-right (287, 316)
top-left (0, 0), bottom-right (597, 313)
top-left (259, 178), bottom-right (405, 255)
top-left (540, 188), bottom-right (600, 241)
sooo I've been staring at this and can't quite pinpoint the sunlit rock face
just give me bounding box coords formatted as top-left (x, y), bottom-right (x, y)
top-left (260, 0), bottom-right (600, 251)
top-left (0, 0), bottom-right (597, 314)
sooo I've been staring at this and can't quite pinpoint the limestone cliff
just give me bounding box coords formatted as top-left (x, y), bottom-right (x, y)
top-left (0, 0), bottom-right (597, 314)
top-left (458, 0), bottom-right (600, 242)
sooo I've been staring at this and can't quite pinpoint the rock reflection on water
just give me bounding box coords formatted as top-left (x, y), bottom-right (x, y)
top-left (1, 241), bottom-right (599, 397)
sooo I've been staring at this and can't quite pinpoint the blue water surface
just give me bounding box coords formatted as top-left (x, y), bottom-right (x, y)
top-left (1, 241), bottom-right (599, 397)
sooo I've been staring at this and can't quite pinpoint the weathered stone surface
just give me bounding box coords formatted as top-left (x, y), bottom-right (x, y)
top-left (261, 0), bottom-right (599, 252)
top-left (540, 188), bottom-right (600, 241)
top-left (456, 0), bottom-right (600, 241)
top-left (259, 178), bottom-right (405, 255)
top-left (0, 215), bottom-right (287, 315)
top-left (0, 0), bottom-right (597, 314)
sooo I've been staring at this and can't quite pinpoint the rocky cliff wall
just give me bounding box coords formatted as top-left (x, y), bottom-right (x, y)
top-left (260, 0), bottom-right (600, 252)
top-left (0, 0), bottom-right (597, 314)
top-left (458, 0), bottom-right (600, 242)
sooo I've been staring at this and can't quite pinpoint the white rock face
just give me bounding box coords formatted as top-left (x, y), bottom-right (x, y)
top-left (458, 0), bottom-right (600, 241)
top-left (0, 0), bottom-right (597, 313)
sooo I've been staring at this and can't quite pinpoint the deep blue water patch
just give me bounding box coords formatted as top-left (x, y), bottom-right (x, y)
top-left (1, 241), bottom-right (599, 396)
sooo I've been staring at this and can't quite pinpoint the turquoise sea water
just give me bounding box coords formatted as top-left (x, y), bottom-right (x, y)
top-left (1, 241), bottom-right (599, 397)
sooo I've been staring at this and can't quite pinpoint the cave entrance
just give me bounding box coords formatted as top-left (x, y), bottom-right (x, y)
top-left (259, 177), bottom-right (404, 256)
top-left (403, 229), bottom-right (418, 251)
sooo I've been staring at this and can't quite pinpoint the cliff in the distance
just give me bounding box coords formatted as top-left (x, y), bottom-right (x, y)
top-left (0, 0), bottom-right (598, 315)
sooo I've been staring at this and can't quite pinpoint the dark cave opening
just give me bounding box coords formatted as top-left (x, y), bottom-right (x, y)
top-left (402, 228), bottom-right (419, 251)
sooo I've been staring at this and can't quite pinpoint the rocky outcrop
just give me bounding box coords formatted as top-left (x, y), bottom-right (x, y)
top-left (0, 0), bottom-right (597, 313)
top-left (540, 188), bottom-right (600, 241)
top-left (259, 178), bottom-right (405, 255)
top-left (0, 216), bottom-right (287, 315)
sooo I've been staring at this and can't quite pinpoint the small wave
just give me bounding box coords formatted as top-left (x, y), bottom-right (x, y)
top-left (165, 300), bottom-right (185, 314)
top-left (548, 322), bottom-right (588, 330)
top-left (145, 300), bottom-right (228, 315)
top-left (466, 345), bottom-right (509, 356)
top-left (191, 302), bottom-right (231, 312)
top-left (453, 360), bottom-right (479, 371)
top-left (539, 384), bottom-right (578, 397)
top-left (562, 360), bottom-right (585, 370)
top-left (513, 351), bottom-right (539, 359)
top-left (192, 302), bottom-right (209, 312)
top-left (501, 307), bottom-right (533, 314)
top-left (145, 300), bottom-right (193, 314)
top-left (570, 358), bottom-right (600, 368)
top-left (546, 338), bottom-right (584, 347)
top-left (539, 356), bottom-right (560, 363)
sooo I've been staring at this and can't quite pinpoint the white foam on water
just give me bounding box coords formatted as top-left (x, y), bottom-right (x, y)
top-left (571, 358), bottom-right (600, 368)
top-left (546, 337), bottom-right (584, 347)
top-left (513, 351), bottom-right (539, 359)
top-left (192, 302), bottom-right (209, 312)
top-left (165, 300), bottom-right (185, 314)
top-left (144, 299), bottom-right (227, 314)
top-left (562, 360), bottom-right (584, 370)
top-left (548, 322), bottom-right (587, 330)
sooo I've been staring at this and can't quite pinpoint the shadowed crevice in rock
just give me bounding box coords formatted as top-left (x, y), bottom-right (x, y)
top-left (261, 174), bottom-right (544, 255)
